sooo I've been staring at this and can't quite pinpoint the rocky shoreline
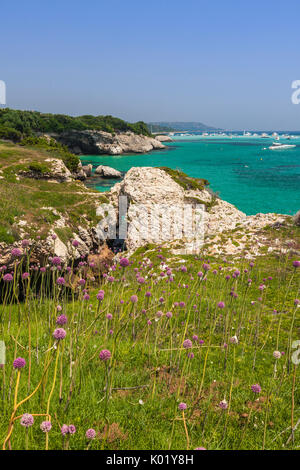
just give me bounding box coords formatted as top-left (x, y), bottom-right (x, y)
top-left (0, 153), bottom-right (298, 271)
top-left (49, 130), bottom-right (167, 155)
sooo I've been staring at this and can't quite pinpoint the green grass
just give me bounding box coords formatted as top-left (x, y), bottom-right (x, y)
top-left (0, 249), bottom-right (299, 450)
top-left (0, 140), bottom-right (101, 242)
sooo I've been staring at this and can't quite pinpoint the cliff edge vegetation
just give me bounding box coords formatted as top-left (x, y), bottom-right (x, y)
top-left (0, 108), bottom-right (151, 137)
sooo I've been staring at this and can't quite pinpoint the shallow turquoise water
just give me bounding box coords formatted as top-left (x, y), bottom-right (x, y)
top-left (80, 136), bottom-right (300, 215)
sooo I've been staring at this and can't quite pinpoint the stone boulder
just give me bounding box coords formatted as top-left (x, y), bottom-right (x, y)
top-left (95, 165), bottom-right (122, 178)
top-left (82, 164), bottom-right (93, 177)
top-left (155, 135), bottom-right (173, 142)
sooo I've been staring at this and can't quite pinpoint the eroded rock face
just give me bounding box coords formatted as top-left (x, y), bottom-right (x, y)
top-left (51, 130), bottom-right (166, 155)
top-left (95, 165), bottom-right (122, 178)
top-left (105, 167), bottom-right (245, 253)
top-left (105, 167), bottom-right (288, 256)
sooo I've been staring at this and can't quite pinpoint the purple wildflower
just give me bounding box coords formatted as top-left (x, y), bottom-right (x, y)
top-left (11, 248), bottom-right (22, 257)
top-left (178, 402), bottom-right (187, 410)
top-left (99, 349), bottom-right (111, 361)
top-left (56, 277), bottom-right (65, 285)
top-left (40, 421), bottom-right (52, 433)
top-left (20, 413), bottom-right (34, 428)
top-left (61, 424), bottom-right (69, 435)
top-left (68, 424), bottom-right (76, 434)
top-left (183, 339), bottom-right (193, 349)
top-left (219, 399), bottom-right (228, 410)
top-left (120, 257), bottom-right (130, 267)
top-left (56, 315), bottom-right (68, 325)
top-left (97, 290), bottom-right (105, 301)
top-left (53, 328), bottom-right (66, 340)
top-left (13, 357), bottom-right (26, 369)
top-left (251, 384), bottom-right (262, 394)
top-left (86, 428), bottom-right (96, 440)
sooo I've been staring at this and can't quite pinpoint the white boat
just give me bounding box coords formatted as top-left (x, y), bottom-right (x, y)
top-left (269, 142), bottom-right (296, 150)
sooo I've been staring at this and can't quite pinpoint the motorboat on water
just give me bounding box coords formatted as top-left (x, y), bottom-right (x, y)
top-left (269, 142), bottom-right (296, 150)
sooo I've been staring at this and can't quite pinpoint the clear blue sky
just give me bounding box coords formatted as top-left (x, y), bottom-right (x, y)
top-left (1, 0), bottom-right (300, 130)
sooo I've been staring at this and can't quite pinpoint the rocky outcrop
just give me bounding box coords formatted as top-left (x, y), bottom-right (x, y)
top-left (95, 165), bottom-right (122, 178)
top-left (103, 167), bottom-right (289, 256)
top-left (72, 161), bottom-right (87, 180)
top-left (155, 135), bottom-right (173, 142)
top-left (50, 130), bottom-right (166, 155)
top-left (18, 158), bottom-right (73, 182)
top-left (103, 167), bottom-right (243, 253)
top-left (82, 164), bottom-right (93, 177)
top-left (18, 158), bottom-right (87, 182)
top-left (0, 204), bottom-right (109, 271)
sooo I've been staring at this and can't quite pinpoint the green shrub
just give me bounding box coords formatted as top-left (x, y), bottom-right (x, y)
top-left (0, 108), bottom-right (150, 136)
top-left (158, 167), bottom-right (209, 191)
top-left (0, 126), bottom-right (22, 143)
top-left (61, 152), bottom-right (80, 172)
top-left (20, 136), bottom-right (80, 172)
top-left (28, 162), bottom-right (51, 174)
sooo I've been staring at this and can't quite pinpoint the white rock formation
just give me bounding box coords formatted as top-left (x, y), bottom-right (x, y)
top-left (51, 130), bottom-right (166, 155)
top-left (95, 165), bottom-right (122, 178)
top-left (155, 135), bottom-right (173, 142)
top-left (106, 167), bottom-right (288, 256)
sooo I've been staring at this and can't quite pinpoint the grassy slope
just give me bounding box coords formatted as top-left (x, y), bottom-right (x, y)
top-left (0, 248), bottom-right (299, 450)
top-left (0, 140), bottom-right (107, 243)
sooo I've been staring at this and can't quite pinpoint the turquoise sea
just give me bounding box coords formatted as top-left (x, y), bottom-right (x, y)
top-left (80, 135), bottom-right (300, 215)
